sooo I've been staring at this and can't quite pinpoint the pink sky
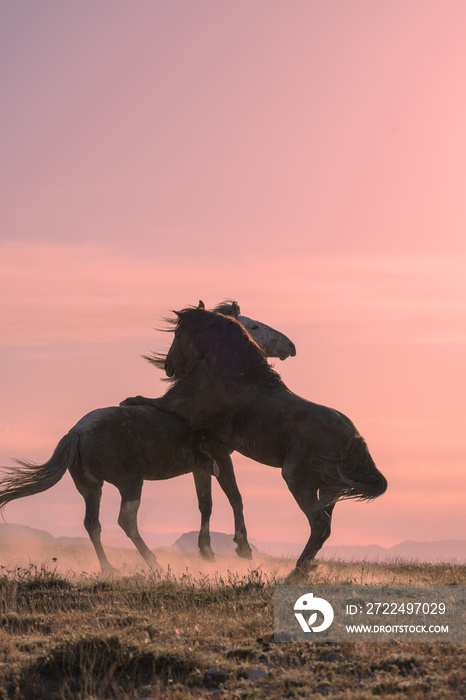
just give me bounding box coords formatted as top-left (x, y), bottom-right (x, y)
top-left (1, 2), bottom-right (465, 550)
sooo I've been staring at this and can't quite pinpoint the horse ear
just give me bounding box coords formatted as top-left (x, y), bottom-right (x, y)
top-left (198, 300), bottom-right (205, 309)
top-left (231, 301), bottom-right (240, 317)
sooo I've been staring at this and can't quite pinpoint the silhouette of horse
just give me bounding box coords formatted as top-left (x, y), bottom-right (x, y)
top-left (124, 304), bottom-right (387, 582)
top-left (0, 407), bottom-right (216, 576)
top-left (0, 302), bottom-right (296, 574)
top-left (213, 300), bottom-right (296, 361)
top-left (121, 299), bottom-right (296, 563)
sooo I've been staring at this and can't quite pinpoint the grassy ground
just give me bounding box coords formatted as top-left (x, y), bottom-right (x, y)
top-left (0, 545), bottom-right (464, 699)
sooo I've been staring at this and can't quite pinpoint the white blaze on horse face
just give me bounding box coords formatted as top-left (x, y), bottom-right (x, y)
top-left (237, 315), bottom-right (296, 360)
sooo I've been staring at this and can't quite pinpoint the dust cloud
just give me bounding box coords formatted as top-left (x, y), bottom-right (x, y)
top-left (0, 539), bottom-right (293, 581)
top-left (2, 539), bottom-right (452, 585)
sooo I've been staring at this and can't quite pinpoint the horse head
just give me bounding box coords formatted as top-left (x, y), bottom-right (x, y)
top-left (164, 305), bottom-right (280, 383)
top-left (237, 316), bottom-right (296, 360)
top-left (151, 300), bottom-right (295, 377)
top-left (163, 301), bottom-right (204, 377)
top-left (212, 300), bottom-right (296, 360)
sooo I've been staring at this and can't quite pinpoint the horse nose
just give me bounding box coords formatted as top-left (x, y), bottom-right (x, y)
top-left (288, 341), bottom-right (297, 357)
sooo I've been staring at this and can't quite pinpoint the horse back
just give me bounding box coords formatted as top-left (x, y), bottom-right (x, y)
top-left (223, 387), bottom-right (362, 467)
top-left (71, 406), bottom-right (202, 483)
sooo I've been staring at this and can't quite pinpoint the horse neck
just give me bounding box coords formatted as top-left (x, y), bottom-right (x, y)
top-left (161, 370), bottom-right (266, 425)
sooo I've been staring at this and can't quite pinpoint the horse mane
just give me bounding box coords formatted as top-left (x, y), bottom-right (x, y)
top-left (147, 307), bottom-right (283, 385)
top-left (142, 302), bottom-right (205, 372)
top-left (212, 300), bottom-right (240, 318)
top-left (143, 301), bottom-right (240, 375)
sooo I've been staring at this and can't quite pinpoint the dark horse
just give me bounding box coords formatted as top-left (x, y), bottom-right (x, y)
top-left (0, 302), bottom-right (296, 574)
top-left (0, 406), bottom-right (218, 575)
top-left (123, 305), bottom-right (387, 582)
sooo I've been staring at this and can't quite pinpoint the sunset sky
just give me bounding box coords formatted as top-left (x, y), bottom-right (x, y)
top-left (1, 2), bottom-right (465, 553)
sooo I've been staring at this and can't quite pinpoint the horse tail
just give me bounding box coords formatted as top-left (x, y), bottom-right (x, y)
top-left (0, 432), bottom-right (79, 515)
top-left (337, 435), bottom-right (387, 502)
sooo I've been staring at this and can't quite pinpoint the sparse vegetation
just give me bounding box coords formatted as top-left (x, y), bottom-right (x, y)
top-left (0, 554), bottom-right (464, 699)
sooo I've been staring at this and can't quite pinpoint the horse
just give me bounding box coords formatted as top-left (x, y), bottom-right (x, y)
top-left (212, 300), bottom-right (296, 361)
top-left (143, 300), bottom-right (295, 368)
top-left (135, 299), bottom-right (296, 563)
top-left (0, 406), bottom-right (216, 576)
top-left (119, 299), bottom-right (296, 563)
top-left (123, 304), bottom-right (387, 583)
top-left (0, 302), bottom-right (296, 574)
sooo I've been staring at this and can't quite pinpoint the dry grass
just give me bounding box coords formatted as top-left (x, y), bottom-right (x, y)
top-left (0, 542), bottom-right (464, 699)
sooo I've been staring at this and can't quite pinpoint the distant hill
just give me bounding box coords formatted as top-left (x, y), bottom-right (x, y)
top-left (258, 539), bottom-right (466, 563)
top-left (252, 537), bottom-right (466, 563)
top-left (318, 539), bottom-right (466, 563)
top-left (0, 523), bottom-right (56, 543)
top-left (0, 524), bottom-right (464, 563)
top-left (0, 524), bottom-right (181, 549)
top-left (0, 523), bottom-right (89, 546)
top-left (175, 532), bottom-right (466, 563)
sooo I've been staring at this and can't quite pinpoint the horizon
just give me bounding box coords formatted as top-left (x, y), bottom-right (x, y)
top-left (1, 519), bottom-right (465, 551)
top-left (1, 521), bottom-right (465, 567)
top-left (1, 2), bottom-right (465, 553)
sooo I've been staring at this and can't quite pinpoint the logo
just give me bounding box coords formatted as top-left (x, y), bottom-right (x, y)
top-left (294, 592), bottom-right (334, 633)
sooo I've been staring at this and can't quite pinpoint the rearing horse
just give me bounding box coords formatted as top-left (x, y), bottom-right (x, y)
top-left (0, 301), bottom-right (296, 574)
top-left (139, 299), bottom-right (296, 562)
top-left (124, 304), bottom-right (387, 582)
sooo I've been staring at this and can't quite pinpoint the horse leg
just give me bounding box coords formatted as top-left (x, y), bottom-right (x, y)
top-left (195, 436), bottom-right (252, 559)
top-left (192, 468), bottom-right (215, 561)
top-left (213, 449), bottom-right (252, 560)
top-left (317, 488), bottom-right (336, 547)
top-left (69, 467), bottom-right (117, 577)
top-left (117, 488), bottom-right (160, 570)
top-left (282, 470), bottom-right (333, 583)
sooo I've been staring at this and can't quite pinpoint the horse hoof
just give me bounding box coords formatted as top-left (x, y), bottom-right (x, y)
top-left (236, 544), bottom-right (253, 560)
top-left (101, 565), bottom-right (120, 579)
top-left (148, 562), bottom-right (162, 572)
top-left (200, 548), bottom-right (216, 562)
top-left (285, 562), bottom-right (317, 586)
top-left (284, 569), bottom-right (306, 584)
